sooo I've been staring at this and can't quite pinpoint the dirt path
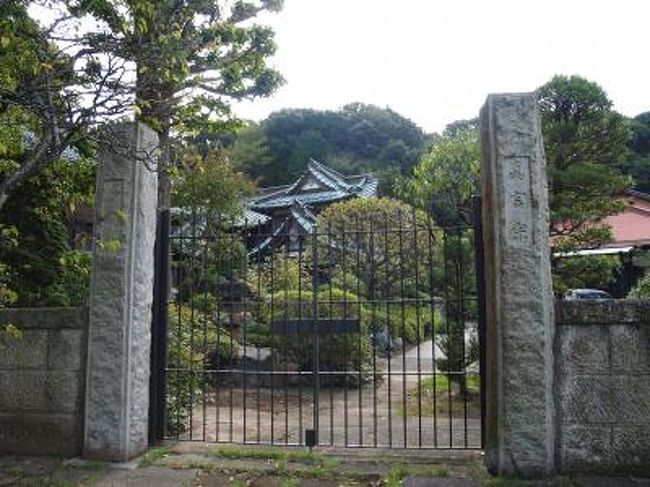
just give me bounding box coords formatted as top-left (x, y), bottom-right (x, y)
top-left (177, 341), bottom-right (481, 449)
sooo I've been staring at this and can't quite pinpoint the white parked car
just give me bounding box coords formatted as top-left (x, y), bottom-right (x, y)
top-left (563, 288), bottom-right (613, 301)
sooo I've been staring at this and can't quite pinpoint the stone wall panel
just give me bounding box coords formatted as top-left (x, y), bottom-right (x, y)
top-left (48, 329), bottom-right (85, 370)
top-left (0, 330), bottom-right (47, 369)
top-left (555, 300), bottom-right (650, 475)
top-left (0, 307), bottom-right (87, 456)
top-left (610, 324), bottom-right (650, 373)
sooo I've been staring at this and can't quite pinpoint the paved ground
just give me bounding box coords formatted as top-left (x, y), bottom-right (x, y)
top-left (174, 341), bottom-right (482, 449)
top-left (2, 445), bottom-right (650, 486)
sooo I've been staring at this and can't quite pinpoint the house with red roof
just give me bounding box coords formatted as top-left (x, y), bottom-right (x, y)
top-left (603, 190), bottom-right (650, 249)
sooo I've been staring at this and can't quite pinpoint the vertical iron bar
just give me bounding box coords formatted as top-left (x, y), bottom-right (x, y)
top-left (270, 236), bottom-right (276, 444)
top-left (175, 213), bottom-right (183, 439)
top-left (242, 217), bottom-right (249, 444)
top-left (228, 216), bottom-right (235, 442)
top-left (384, 218), bottom-right (392, 448)
top-left (215, 216), bottom-right (223, 442)
top-left (283, 244), bottom-right (290, 444)
top-left (201, 216), bottom-right (209, 442)
top-left (341, 220), bottom-right (349, 447)
top-left (149, 209), bottom-right (170, 445)
top-left (254, 223), bottom-right (263, 444)
top-left (443, 229), bottom-right (453, 448)
top-left (473, 195), bottom-right (487, 449)
top-left (369, 219), bottom-right (378, 448)
top-left (311, 228), bottom-right (320, 445)
top-left (188, 208), bottom-right (197, 440)
top-left (327, 222), bottom-right (334, 446)
top-left (427, 216), bottom-right (438, 447)
top-left (398, 211), bottom-right (407, 448)
top-left (297, 235), bottom-right (304, 445)
top-left (458, 227), bottom-right (468, 448)
top-left (412, 208), bottom-right (423, 448)
top-left (355, 219), bottom-right (363, 446)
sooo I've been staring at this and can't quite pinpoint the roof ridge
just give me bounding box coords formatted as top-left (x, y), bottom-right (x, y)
top-left (308, 158), bottom-right (356, 190)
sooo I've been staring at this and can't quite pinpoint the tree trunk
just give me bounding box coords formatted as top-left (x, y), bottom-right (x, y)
top-left (157, 129), bottom-right (172, 209)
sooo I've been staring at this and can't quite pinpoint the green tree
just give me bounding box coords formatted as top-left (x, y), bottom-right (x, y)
top-left (232, 104), bottom-right (428, 189)
top-left (552, 255), bottom-right (621, 297)
top-left (317, 198), bottom-right (433, 298)
top-left (173, 149), bottom-right (255, 216)
top-left (537, 75), bottom-right (632, 251)
top-left (399, 128), bottom-right (480, 227)
top-left (224, 123), bottom-right (274, 185)
top-left (628, 272), bottom-right (650, 298)
top-left (0, 2), bottom-right (123, 211)
top-left (0, 155), bottom-right (95, 306)
top-left (1, 0), bottom-right (283, 209)
top-left (62, 0), bottom-right (284, 206)
top-left (617, 111), bottom-right (650, 193)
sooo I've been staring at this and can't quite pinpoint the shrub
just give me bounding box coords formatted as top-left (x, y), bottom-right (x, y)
top-left (371, 304), bottom-right (442, 345)
top-left (42, 250), bottom-right (91, 306)
top-left (166, 301), bottom-right (239, 435)
top-left (258, 288), bottom-right (373, 385)
top-left (628, 272), bottom-right (650, 298)
top-left (552, 254), bottom-right (621, 297)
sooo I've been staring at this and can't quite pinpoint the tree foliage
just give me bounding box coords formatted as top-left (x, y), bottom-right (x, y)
top-left (628, 271), bottom-right (650, 298)
top-left (317, 198), bottom-right (433, 297)
top-left (537, 75), bottom-right (632, 251)
top-left (172, 149), bottom-right (255, 214)
top-left (0, 0), bottom-right (283, 208)
top-left (228, 104), bottom-right (428, 191)
top-left (62, 0), bottom-right (284, 204)
top-left (0, 1), bottom-right (126, 210)
top-left (0, 155), bottom-right (95, 306)
top-left (398, 128), bottom-right (480, 227)
top-left (552, 255), bottom-right (621, 297)
top-left (618, 111), bottom-right (650, 193)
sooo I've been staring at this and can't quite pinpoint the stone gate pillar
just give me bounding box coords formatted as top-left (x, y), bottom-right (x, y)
top-left (479, 94), bottom-right (555, 476)
top-left (84, 122), bottom-right (158, 461)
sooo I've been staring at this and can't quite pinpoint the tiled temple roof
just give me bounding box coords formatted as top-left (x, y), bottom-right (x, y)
top-left (250, 159), bottom-right (378, 211)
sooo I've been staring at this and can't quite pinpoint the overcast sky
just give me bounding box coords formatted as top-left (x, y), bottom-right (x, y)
top-left (233, 0), bottom-right (650, 134)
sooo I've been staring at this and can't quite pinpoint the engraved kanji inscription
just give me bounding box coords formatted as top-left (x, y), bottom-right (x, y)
top-left (508, 221), bottom-right (529, 243)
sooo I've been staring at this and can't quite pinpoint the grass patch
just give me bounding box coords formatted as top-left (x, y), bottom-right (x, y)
top-left (386, 464), bottom-right (451, 486)
top-left (211, 446), bottom-right (335, 465)
top-left (139, 446), bottom-right (172, 467)
top-left (16, 481), bottom-right (77, 487)
top-left (485, 477), bottom-right (581, 487)
top-left (210, 446), bottom-right (340, 479)
top-left (469, 464), bottom-right (582, 487)
top-left (6, 466), bottom-right (25, 478)
top-left (401, 373), bottom-right (481, 417)
top-left (212, 446), bottom-right (288, 461)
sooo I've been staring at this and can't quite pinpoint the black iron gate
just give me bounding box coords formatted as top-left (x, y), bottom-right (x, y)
top-left (150, 203), bottom-right (485, 449)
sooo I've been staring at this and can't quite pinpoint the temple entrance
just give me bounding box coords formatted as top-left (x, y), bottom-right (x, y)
top-left (150, 203), bottom-right (484, 450)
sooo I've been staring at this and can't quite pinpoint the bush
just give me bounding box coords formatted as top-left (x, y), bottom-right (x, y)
top-left (258, 288), bottom-right (373, 386)
top-left (166, 301), bottom-right (239, 435)
top-left (42, 250), bottom-right (91, 306)
top-left (628, 272), bottom-right (650, 298)
top-left (371, 304), bottom-right (442, 345)
top-left (552, 255), bottom-right (621, 297)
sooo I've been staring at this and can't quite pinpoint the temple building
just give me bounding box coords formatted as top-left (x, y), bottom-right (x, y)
top-left (245, 159), bottom-right (378, 256)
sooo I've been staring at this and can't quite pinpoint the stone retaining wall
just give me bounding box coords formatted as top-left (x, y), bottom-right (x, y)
top-left (555, 300), bottom-right (650, 475)
top-left (0, 307), bottom-right (88, 456)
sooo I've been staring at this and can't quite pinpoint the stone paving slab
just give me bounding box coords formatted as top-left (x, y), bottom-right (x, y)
top-left (2, 449), bottom-right (650, 486)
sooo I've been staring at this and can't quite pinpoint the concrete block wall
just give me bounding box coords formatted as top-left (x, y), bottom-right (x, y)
top-left (555, 300), bottom-right (650, 475)
top-left (0, 307), bottom-right (88, 456)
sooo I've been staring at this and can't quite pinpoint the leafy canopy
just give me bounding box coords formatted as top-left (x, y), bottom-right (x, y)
top-left (62, 0), bottom-right (284, 138)
top-left (399, 128), bottom-right (480, 227)
top-left (228, 104), bottom-right (428, 191)
top-left (537, 75), bottom-right (632, 250)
